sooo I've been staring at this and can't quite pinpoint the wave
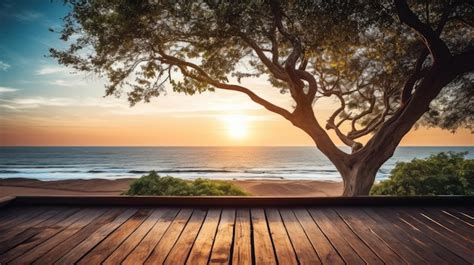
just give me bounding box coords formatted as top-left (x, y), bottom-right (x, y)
top-left (0, 167), bottom-right (340, 175)
top-left (0, 170), bottom-right (21, 174)
top-left (156, 169), bottom-right (235, 173)
top-left (0, 165), bottom-right (81, 169)
top-left (87, 170), bottom-right (107, 173)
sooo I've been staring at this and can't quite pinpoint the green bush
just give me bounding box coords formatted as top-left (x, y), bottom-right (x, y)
top-left (124, 171), bottom-right (249, 196)
top-left (371, 152), bottom-right (473, 196)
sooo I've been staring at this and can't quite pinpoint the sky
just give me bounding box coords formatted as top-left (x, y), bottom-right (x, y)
top-left (0, 0), bottom-right (472, 147)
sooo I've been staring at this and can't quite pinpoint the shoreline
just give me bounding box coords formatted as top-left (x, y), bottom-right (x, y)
top-left (0, 178), bottom-right (343, 197)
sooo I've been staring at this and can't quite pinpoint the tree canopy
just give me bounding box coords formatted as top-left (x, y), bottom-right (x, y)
top-left (51, 0), bottom-right (474, 195)
top-left (52, 0), bottom-right (473, 142)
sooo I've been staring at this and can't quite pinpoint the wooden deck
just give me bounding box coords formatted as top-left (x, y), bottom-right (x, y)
top-left (0, 196), bottom-right (473, 264)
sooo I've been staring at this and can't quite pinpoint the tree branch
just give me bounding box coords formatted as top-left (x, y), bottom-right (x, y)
top-left (394, 0), bottom-right (452, 64)
top-left (351, 96), bottom-right (376, 131)
top-left (400, 2), bottom-right (452, 104)
top-left (295, 69), bottom-right (318, 102)
top-left (270, 0), bottom-right (305, 94)
top-left (324, 93), bottom-right (362, 150)
top-left (239, 34), bottom-right (286, 81)
top-left (348, 92), bottom-right (392, 139)
top-left (156, 50), bottom-right (293, 121)
top-left (452, 47), bottom-right (474, 74)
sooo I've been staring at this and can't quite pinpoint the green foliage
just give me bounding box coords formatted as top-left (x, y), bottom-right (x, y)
top-left (124, 171), bottom-right (249, 196)
top-left (52, 0), bottom-right (474, 131)
top-left (371, 152), bottom-right (474, 196)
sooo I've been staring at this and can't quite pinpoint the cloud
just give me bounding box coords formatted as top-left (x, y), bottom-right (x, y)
top-left (36, 66), bottom-right (66, 75)
top-left (0, 97), bottom-right (123, 110)
top-left (14, 10), bottom-right (42, 22)
top-left (0, 61), bottom-right (10, 71)
top-left (50, 79), bottom-right (73, 87)
top-left (0, 86), bottom-right (17, 93)
top-left (0, 97), bottom-right (74, 109)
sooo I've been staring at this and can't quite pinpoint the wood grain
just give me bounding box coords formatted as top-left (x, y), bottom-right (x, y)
top-left (0, 202), bottom-right (472, 265)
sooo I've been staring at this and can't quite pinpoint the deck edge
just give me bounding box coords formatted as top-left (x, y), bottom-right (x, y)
top-left (0, 196), bottom-right (16, 208)
top-left (8, 195), bottom-right (473, 207)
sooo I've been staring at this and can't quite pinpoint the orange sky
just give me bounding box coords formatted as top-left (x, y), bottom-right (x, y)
top-left (1, 88), bottom-right (472, 147)
top-left (1, 118), bottom-right (472, 146)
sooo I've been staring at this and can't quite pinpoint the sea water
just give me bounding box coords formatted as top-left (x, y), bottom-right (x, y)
top-left (0, 146), bottom-right (472, 181)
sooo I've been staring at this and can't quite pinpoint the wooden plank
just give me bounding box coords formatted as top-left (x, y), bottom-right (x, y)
top-left (0, 196), bottom-right (15, 208)
top-left (378, 208), bottom-right (469, 264)
top-left (0, 207), bottom-right (22, 223)
top-left (442, 208), bottom-right (474, 226)
top-left (77, 208), bottom-right (151, 264)
top-left (335, 207), bottom-right (405, 265)
top-left (0, 207), bottom-right (39, 224)
top-left (0, 203), bottom-right (472, 265)
top-left (416, 208), bottom-right (474, 245)
top-left (320, 208), bottom-right (383, 265)
top-left (122, 208), bottom-right (180, 264)
top-left (0, 208), bottom-right (79, 263)
top-left (279, 208), bottom-right (321, 265)
top-left (293, 208), bottom-right (344, 265)
top-left (457, 207), bottom-right (474, 218)
top-left (141, 208), bottom-right (193, 264)
top-left (55, 208), bottom-right (137, 264)
top-left (164, 209), bottom-right (207, 264)
top-left (0, 209), bottom-right (65, 254)
top-left (396, 208), bottom-right (474, 263)
top-left (9, 208), bottom-right (104, 264)
top-left (103, 208), bottom-right (169, 265)
top-left (265, 208), bottom-right (298, 265)
top-left (186, 208), bottom-right (221, 264)
top-left (365, 208), bottom-right (449, 264)
top-left (347, 207), bottom-right (428, 264)
top-left (232, 208), bottom-right (252, 265)
top-left (0, 208), bottom-right (63, 243)
top-left (209, 208), bottom-right (236, 265)
top-left (0, 207), bottom-right (48, 231)
top-left (32, 208), bottom-right (124, 265)
top-left (308, 208), bottom-right (365, 265)
top-left (427, 207), bottom-right (474, 236)
top-left (251, 208), bottom-right (277, 265)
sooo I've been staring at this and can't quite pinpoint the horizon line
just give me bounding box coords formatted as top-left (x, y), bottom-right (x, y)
top-left (1, 145), bottom-right (473, 148)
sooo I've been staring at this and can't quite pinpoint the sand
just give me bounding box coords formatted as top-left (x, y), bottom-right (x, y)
top-left (0, 178), bottom-right (343, 197)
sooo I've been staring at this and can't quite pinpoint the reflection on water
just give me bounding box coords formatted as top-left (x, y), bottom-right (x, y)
top-left (0, 146), bottom-right (472, 181)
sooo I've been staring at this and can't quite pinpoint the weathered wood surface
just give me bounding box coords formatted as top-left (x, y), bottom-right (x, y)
top-left (0, 205), bottom-right (473, 264)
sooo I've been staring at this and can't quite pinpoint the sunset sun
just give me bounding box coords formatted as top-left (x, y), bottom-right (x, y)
top-left (224, 115), bottom-right (248, 139)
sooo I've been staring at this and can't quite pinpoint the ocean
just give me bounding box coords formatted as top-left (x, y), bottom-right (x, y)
top-left (0, 146), bottom-right (472, 182)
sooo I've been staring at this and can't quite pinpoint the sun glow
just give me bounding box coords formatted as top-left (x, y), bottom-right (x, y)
top-left (224, 115), bottom-right (249, 139)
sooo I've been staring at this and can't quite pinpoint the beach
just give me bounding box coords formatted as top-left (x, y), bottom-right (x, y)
top-left (0, 178), bottom-right (343, 197)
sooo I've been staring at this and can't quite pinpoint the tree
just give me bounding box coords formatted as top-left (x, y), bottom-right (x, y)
top-left (371, 152), bottom-right (473, 195)
top-left (51, 0), bottom-right (474, 196)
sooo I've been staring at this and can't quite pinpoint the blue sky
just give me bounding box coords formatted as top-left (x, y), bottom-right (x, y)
top-left (0, 0), bottom-right (104, 100)
top-left (1, 1), bottom-right (65, 92)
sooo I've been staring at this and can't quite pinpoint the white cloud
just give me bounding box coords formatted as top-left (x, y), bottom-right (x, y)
top-left (0, 97), bottom-right (74, 109)
top-left (0, 97), bottom-right (123, 110)
top-left (0, 86), bottom-right (17, 93)
top-left (36, 66), bottom-right (67, 75)
top-left (50, 79), bottom-right (73, 87)
top-left (14, 10), bottom-right (42, 22)
top-left (0, 61), bottom-right (10, 71)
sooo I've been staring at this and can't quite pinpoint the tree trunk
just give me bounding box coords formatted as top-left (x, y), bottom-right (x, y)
top-left (341, 163), bottom-right (379, 196)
